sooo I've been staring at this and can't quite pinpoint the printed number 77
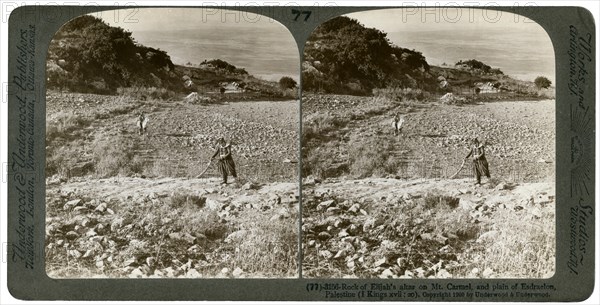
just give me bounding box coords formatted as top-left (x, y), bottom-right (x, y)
top-left (292, 9), bottom-right (312, 21)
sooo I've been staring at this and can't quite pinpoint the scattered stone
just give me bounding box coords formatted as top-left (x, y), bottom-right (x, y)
top-left (82, 249), bottom-right (95, 259)
top-left (267, 194), bottom-right (281, 205)
top-left (95, 203), bottom-right (107, 213)
top-left (482, 268), bottom-right (494, 278)
top-left (186, 269), bottom-right (201, 278)
top-left (317, 200), bottom-right (335, 211)
top-left (319, 250), bottom-right (333, 259)
top-left (232, 267), bottom-right (244, 278)
top-left (326, 207), bottom-right (341, 214)
top-left (72, 206), bottom-right (88, 215)
top-left (129, 268), bottom-right (145, 278)
top-left (317, 232), bottom-right (332, 240)
top-left (374, 258), bottom-right (387, 267)
top-left (65, 231), bottom-right (79, 240)
top-left (270, 214), bottom-right (284, 222)
top-left (63, 199), bottom-right (82, 210)
top-left (379, 268), bottom-right (395, 279)
top-left (530, 207), bottom-right (543, 219)
top-left (220, 268), bottom-right (230, 276)
top-left (146, 257), bottom-right (156, 268)
top-left (437, 269), bottom-right (451, 278)
top-left (85, 229), bottom-right (97, 237)
top-left (123, 257), bottom-right (137, 267)
top-left (95, 259), bottom-right (105, 269)
top-left (363, 217), bottom-right (384, 232)
top-left (68, 249), bottom-right (82, 259)
top-left (241, 182), bottom-right (258, 190)
top-left (303, 175), bottom-right (320, 186)
top-left (348, 203), bottom-right (360, 214)
top-left (338, 229), bottom-right (349, 238)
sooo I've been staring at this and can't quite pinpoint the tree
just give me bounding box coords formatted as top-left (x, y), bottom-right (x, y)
top-left (279, 76), bottom-right (297, 89)
top-left (534, 76), bottom-right (552, 89)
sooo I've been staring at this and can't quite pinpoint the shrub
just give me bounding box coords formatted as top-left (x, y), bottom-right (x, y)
top-left (279, 76), bottom-right (297, 89)
top-left (534, 76), bottom-right (552, 89)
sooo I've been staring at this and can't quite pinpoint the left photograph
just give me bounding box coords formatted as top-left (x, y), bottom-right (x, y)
top-left (44, 8), bottom-right (300, 278)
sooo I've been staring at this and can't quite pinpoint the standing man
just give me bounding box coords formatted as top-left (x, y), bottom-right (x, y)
top-left (392, 113), bottom-right (404, 136)
top-left (212, 137), bottom-right (237, 184)
top-left (138, 112), bottom-right (149, 135)
top-left (465, 138), bottom-right (490, 185)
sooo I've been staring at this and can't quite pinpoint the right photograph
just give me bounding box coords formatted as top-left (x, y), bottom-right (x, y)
top-left (301, 8), bottom-right (555, 278)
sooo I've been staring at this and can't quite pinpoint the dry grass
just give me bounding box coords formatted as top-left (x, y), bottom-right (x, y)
top-left (373, 87), bottom-right (430, 102)
top-left (348, 138), bottom-right (400, 178)
top-left (92, 134), bottom-right (143, 178)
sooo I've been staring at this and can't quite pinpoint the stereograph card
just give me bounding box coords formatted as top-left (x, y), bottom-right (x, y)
top-left (3, 4), bottom-right (596, 302)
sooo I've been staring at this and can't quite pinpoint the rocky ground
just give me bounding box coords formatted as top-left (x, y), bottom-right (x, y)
top-left (45, 92), bottom-right (299, 278)
top-left (301, 93), bottom-right (555, 278)
top-left (302, 177), bottom-right (555, 279)
top-left (46, 91), bottom-right (299, 181)
top-left (46, 177), bottom-right (299, 278)
top-left (302, 94), bottom-right (555, 182)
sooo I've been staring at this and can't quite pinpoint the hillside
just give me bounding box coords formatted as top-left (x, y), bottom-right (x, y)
top-left (45, 91), bottom-right (299, 278)
top-left (46, 15), bottom-right (295, 100)
top-left (302, 16), bottom-right (554, 99)
top-left (302, 16), bottom-right (435, 95)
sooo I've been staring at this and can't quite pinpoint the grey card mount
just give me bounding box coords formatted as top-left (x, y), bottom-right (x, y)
top-left (5, 4), bottom-right (596, 302)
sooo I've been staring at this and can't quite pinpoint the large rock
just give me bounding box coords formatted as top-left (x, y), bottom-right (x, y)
top-left (63, 199), bottom-right (82, 210)
top-left (317, 200), bottom-right (335, 211)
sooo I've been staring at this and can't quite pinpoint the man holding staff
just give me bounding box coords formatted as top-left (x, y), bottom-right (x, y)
top-left (465, 138), bottom-right (490, 185)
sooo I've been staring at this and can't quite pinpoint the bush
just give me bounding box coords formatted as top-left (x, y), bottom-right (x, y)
top-left (47, 15), bottom-right (176, 93)
top-left (534, 76), bottom-right (552, 89)
top-left (303, 16), bottom-right (433, 94)
top-left (279, 76), bottom-right (297, 89)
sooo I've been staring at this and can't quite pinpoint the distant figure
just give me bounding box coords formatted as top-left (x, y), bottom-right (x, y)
top-left (212, 137), bottom-right (237, 184)
top-left (465, 138), bottom-right (490, 185)
top-left (392, 114), bottom-right (405, 136)
top-left (220, 87), bottom-right (226, 94)
top-left (137, 112), bottom-right (149, 135)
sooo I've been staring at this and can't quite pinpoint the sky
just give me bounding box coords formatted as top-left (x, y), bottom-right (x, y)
top-left (347, 8), bottom-right (555, 83)
top-left (87, 7), bottom-right (554, 83)
top-left (93, 8), bottom-right (300, 81)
